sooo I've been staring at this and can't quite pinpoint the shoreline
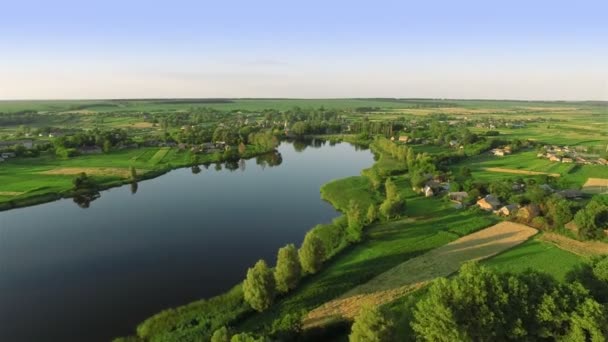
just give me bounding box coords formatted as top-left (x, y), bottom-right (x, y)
top-left (0, 147), bottom-right (278, 212)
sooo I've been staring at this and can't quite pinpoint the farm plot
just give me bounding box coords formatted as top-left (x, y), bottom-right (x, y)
top-left (304, 222), bottom-right (537, 327)
top-left (582, 178), bottom-right (608, 194)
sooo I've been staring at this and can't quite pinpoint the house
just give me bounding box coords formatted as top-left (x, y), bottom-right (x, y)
top-left (562, 157), bottom-right (573, 163)
top-left (1, 152), bottom-right (16, 158)
top-left (423, 185), bottom-right (434, 197)
top-left (496, 204), bottom-right (519, 216)
top-left (448, 192), bottom-right (469, 203)
top-left (557, 189), bottom-right (584, 199)
top-left (491, 148), bottom-right (505, 156)
top-left (477, 195), bottom-right (501, 211)
top-left (0, 157), bottom-right (4, 163)
top-left (549, 155), bottom-right (561, 162)
top-left (398, 136), bottom-right (409, 143)
top-left (178, 143), bottom-right (187, 150)
top-left (78, 146), bottom-right (102, 154)
top-left (449, 140), bottom-right (458, 147)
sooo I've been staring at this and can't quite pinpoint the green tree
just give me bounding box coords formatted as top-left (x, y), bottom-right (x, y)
top-left (291, 121), bottom-right (309, 136)
top-left (349, 305), bottom-right (394, 342)
top-left (384, 177), bottom-right (398, 200)
top-left (130, 166), bottom-right (137, 181)
top-left (367, 204), bottom-right (378, 224)
top-left (298, 232), bottom-right (326, 274)
top-left (211, 326), bottom-right (231, 342)
top-left (243, 260), bottom-right (275, 312)
top-left (274, 244), bottom-right (301, 293)
top-left (380, 196), bottom-right (405, 219)
top-left (347, 200), bottom-right (364, 242)
top-left (412, 263), bottom-right (608, 341)
top-left (545, 196), bottom-right (572, 228)
top-left (230, 332), bottom-right (265, 342)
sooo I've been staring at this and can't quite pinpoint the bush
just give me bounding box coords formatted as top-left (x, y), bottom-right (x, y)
top-left (349, 305), bottom-right (393, 342)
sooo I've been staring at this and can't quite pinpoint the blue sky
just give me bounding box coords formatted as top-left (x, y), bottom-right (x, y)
top-left (1, 0), bottom-right (606, 100)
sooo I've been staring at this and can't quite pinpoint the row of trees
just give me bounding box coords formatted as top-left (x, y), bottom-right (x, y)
top-left (242, 235), bottom-right (327, 312)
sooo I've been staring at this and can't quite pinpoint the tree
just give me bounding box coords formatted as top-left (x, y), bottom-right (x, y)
top-left (243, 260), bottom-right (275, 312)
top-left (230, 332), bottom-right (265, 342)
top-left (347, 200), bottom-right (364, 242)
top-left (545, 196), bottom-right (572, 228)
top-left (211, 326), bottom-right (231, 342)
top-left (384, 177), bottom-right (398, 200)
top-left (367, 204), bottom-right (378, 224)
top-left (130, 166), bottom-right (137, 181)
top-left (380, 196), bottom-right (405, 219)
top-left (349, 305), bottom-right (394, 342)
top-left (291, 121), bottom-right (309, 136)
top-left (412, 262), bottom-right (608, 341)
top-left (274, 244), bottom-right (301, 293)
top-left (298, 232), bottom-right (326, 274)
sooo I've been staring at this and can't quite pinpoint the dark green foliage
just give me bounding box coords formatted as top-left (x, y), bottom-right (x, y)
top-left (72, 172), bottom-right (96, 190)
top-left (243, 260), bottom-right (276, 312)
top-left (379, 196), bottom-right (405, 219)
top-left (135, 285), bottom-right (248, 342)
top-left (230, 332), bottom-right (266, 342)
top-left (349, 305), bottom-right (394, 342)
top-left (575, 196), bottom-right (608, 240)
top-left (412, 263), bottom-right (608, 341)
top-left (544, 195), bottom-right (572, 228)
top-left (274, 244), bottom-right (301, 293)
top-left (347, 199), bottom-right (364, 242)
top-left (367, 204), bottom-right (378, 224)
top-left (299, 231), bottom-right (326, 274)
top-left (211, 326), bottom-right (231, 342)
top-left (270, 311), bottom-right (304, 340)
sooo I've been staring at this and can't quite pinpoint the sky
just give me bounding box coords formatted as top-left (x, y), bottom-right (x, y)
top-left (0, 0), bottom-right (607, 100)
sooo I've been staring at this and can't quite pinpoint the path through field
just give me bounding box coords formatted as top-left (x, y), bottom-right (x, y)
top-left (304, 222), bottom-right (537, 328)
top-left (483, 167), bottom-right (560, 177)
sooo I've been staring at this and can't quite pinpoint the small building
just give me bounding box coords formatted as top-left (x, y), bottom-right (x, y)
top-left (0, 157), bottom-right (4, 163)
top-left (423, 185), bottom-right (434, 197)
top-left (496, 204), bottom-right (519, 216)
top-left (562, 157), bottom-right (573, 163)
top-left (548, 154), bottom-right (561, 162)
top-left (398, 136), bottom-right (410, 143)
top-left (477, 195), bottom-right (501, 211)
top-left (448, 191), bottom-right (469, 203)
top-left (1, 152), bottom-right (16, 158)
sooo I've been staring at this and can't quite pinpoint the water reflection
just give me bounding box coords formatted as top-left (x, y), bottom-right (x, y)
top-left (72, 191), bottom-right (100, 208)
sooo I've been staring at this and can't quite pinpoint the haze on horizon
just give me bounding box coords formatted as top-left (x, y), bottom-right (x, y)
top-left (1, 0), bottom-right (607, 101)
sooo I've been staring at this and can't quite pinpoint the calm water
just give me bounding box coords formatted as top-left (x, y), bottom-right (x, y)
top-left (0, 141), bottom-right (373, 342)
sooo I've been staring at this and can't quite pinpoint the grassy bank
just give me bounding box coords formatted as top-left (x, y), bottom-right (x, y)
top-left (0, 145), bottom-right (274, 211)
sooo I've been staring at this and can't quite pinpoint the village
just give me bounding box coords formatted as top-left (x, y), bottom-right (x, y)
top-left (538, 144), bottom-right (608, 166)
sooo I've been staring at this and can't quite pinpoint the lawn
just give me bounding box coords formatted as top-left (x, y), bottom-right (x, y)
top-left (483, 238), bottom-right (585, 281)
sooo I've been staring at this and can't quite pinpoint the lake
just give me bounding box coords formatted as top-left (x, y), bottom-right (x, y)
top-left (0, 140), bottom-right (373, 342)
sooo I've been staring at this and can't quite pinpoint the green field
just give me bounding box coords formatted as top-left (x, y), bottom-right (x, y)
top-left (483, 238), bottom-right (585, 281)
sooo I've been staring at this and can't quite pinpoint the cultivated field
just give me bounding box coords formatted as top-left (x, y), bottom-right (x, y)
top-left (582, 177), bottom-right (608, 194)
top-left (539, 232), bottom-right (608, 257)
top-left (304, 222), bottom-right (537, 326)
